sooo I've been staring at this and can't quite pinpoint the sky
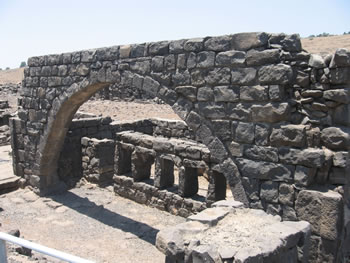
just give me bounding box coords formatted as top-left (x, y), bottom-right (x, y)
top-left (0, 0), bottom-right (349, 69)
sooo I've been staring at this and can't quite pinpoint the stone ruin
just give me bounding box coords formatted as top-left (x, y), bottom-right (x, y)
top-left (8, 32), bottom-right (350, 262)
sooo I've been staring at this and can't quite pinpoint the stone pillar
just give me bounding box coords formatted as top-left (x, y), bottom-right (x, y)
top-left (154, 155), bottom-right (174, 189)
top-left (81, 137), bottom-right (115, 184)
top-left (207, 170), bottom-right (227, 203)
top-left (131, 146), bottom-right (155, 181)
top-left (178, 166), bottom-right (199, 197)
top-left (114, 142), bottom-right (134, 175)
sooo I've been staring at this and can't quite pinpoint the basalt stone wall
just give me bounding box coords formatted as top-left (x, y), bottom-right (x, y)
top-left (10, 32), bottom-right (350, 262)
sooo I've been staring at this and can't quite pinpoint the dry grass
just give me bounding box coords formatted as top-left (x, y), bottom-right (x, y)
top-left (301, 34), bottom-right (350, 56)
top-left (0, 67), bottom-right (24, 85)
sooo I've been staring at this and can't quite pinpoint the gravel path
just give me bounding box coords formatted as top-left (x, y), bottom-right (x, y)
top-left (0, 185), bottom-right (185, 262)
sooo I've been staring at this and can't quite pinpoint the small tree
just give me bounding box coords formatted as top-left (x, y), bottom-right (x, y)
top-left (20, 61), bottom-right (26, 68)
top-left (5, 67), bottom-right (10, 70)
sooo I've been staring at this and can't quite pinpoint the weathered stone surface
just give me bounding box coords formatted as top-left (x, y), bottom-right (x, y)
top-left (333, 151), bottom-right (348, 167)
top-left (184, 38), bottom-right (204, 52)
top-left (196, 51), bottom-right (215, 68)
top-left (175, 86), bottom-right (197, 102)
top-left (208, 137), bottom-right (227, 163)
top-left (309, 54), bottom-right (326, 68)
top-left (216, 50), bottom-right (245, 66)
top-left (240, 85), bottom-right (268, 101)
top-left (296, 189), bottom-right (343, 241)
top-left (294, 165), bottom-right (316, 187)
top-left (187, 207), bottom-right (230, 226)
top-left (236, 158), bottom-right (293, 181)
top-left (258, 64), bottom-right (293, 85)
top-left (330, 48), bottom-right (350, 68)
top-left (226, 103), bottom-right (251, 121)
top-left (251, 103), bottom-right (290, 123)
top-left (204, 35), bottom-right (231, 51)
top-left (279, 183), bottom-right (295, 206)
top-left (246, 49), bottom-right (280, 66)
top-left (279, 147), bottom-right (325, 168)
top-left (231, 32), bottom-right (269, 51)
top-left (243, 145), bottom-right (278, 162)
top-left (333, 104), bottom-right (350, 126)
top-left (148, 41), bottom-right (169, 55)
top-left (270, 124), bottom-right (306, 148)
top-left (321, 126), bottom-right (350, 150)
top-left (269, 85), bottom-right (285, 101)
top-left (213, 86), bottom-right (239, 102)
top-left (255, 123), bottom-right (270, 146)
top-left (260, 181), bottom-right (279, 203)
top-left (330, 67), bottom-right (350, 84)
top-left (197, 86), bottom-right (214, 101)
top-left (323, 88), bottom-right (350, 104)
top-left (235, 122), bottom-right (254, 143)
top-left (231, 68), bottom-right (257, 85)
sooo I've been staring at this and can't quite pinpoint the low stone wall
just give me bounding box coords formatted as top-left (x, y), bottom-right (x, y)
top-left (81, 137), bottom-right (115, 184)
top-left (114, 175), bottom-right (206, 217)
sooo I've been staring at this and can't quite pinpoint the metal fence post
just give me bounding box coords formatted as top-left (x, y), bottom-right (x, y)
top-left (0, 239), bottom-right (8, 263)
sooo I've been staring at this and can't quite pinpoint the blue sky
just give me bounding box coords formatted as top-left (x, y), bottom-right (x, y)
top-left (0, 0), bottom-right (349, 69)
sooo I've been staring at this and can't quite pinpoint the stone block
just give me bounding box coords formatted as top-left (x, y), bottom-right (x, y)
top-left (294, 165), bottom-right (316, 187)
top-left (197, 86), bottom-right (214, 101)
top-left (269, 85), bottom-right (285, 101)
top-left (187, 207), bottom-right (230, 226)
top-left (330, 48), bottom-right (350, 68)
top-left (260, 181), bottom-right (279, 203)
top-left (321, 126), bottom-right (350, 150)
top-left (333, 151), bottom-right (348, 167)
top-left (213, 85), bottom-right (239, 102)
top-left (211, 120), bottom-right (231, 141)
top-left (204, 35), bottom-right (231, 51)
top-left (308, 54), bottom-right (326, 68)
top-left (246, 49), bottom-right (280, 66)
top-left (235, 122), bottom-right (254, 143)
top-left (178, 166), bottom-right (199, 197)
top-left (196, 51), bottom-right (215, 68)
top-left (216, 50), bottom-right (245, 66)
top-left (236, 158), bottom-right (293, 181)
top-left (231, 32), bottom-right (269, 51)
top-left (270, 124), bottom-right (306, 148)
top-left (184, 38), bottom-right (204, 52)
top-left (296, 189), bottom-right (343, 241)
top-left (231, 68), bottom-right (257, 85)
top-left (330, 67), bottom-right (350, 84)
top-left (333, 104), bottom-right (350, 126)
top-left (279, 183), bottom-right (295, 206)
top-left (226, 103), bottom-right (251, 121)
top-left (240, 85), bottom-right (268, 101)
top-left (323, 88), bottom-right (350, 104)
top-left (279, 147), bottom-right (325, 168)
top-left (205, 67), bottom-right (231, 85)
top-left (243, 145), bottom-right (278, 162)
top-left (258, 64), bottom-right (293, 85)
top-left (149, 41), bottom-right (169, 55)
top-left (251, 102), bottom-right (290, 123)
top-left (175, 86), bottom-right (197, 102)
top-left (255, 123), bottom-right (270, 146)
top-left (208, 137), bottom-right (227, 163)
top-left (198, 102), bottom-right (225, 119)
top-left (154, 156), bottom-right (174, 189)
top-left (131, 146), bottom-right (155, 181)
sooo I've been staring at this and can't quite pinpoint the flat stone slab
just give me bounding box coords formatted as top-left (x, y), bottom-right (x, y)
top-left (187, 207), bottom-right (231, 226)
top-left (156, 206), bottom-right (311, 262)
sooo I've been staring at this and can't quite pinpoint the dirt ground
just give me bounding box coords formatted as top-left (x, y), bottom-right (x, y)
top-left (0, 183), bottom-right (185, 263)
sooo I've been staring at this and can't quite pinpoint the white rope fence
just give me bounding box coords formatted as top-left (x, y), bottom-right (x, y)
top-left (0, 232), bottom-right (95, 263)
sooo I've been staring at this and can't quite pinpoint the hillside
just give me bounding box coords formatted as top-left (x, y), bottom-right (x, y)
top-left (0, 67), bottom-right (24, 85)
top-left (301, 34), bottom-right (350, 56)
